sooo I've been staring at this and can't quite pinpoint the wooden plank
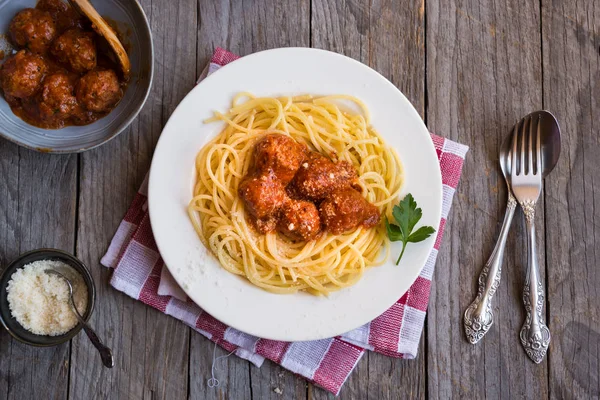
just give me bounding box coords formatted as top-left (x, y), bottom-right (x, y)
top-left (194, 0), bottom-right (310, 398)
top-left (367, 343), bottom-right (427, 400)
top-left (0, 140), bottom-right (18, 400)
top-left (196, 0), bottom-right (310, 72)
top-left (427, 0), bottom-right (549, 398)
top-left (67, 0), bottom-right (198, 399)
top-left (311, 0), bottom-right (370, 60)
top-left (310, 0), bottom-right (426, 398)
top-left (188, 339), bottom-right (251, 400)
top-left (541, 1), bottom-right (600, 399)
top-left (0, 141), bottom-right (77, 400)
top-left (250, 361), bottom-right (308, 400)
top-left (197, 0), bottom-right (310, 69)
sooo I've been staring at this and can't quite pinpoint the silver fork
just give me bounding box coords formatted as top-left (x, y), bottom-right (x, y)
top-left (511, 115), bottom-right (551, 363)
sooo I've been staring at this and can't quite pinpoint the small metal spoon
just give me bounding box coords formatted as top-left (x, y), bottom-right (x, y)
top-left (463, 110), bottom-right (561, 344)
top-left (45, 269), bottom-right (114, 368)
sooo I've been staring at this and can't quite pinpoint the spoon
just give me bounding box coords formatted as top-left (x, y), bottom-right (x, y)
top-left (45, 269), bottom-right (114, 368)
top-left (463, 110), bottom-right (561, 344)
top-left (67, 0), bottom-right (131, 79)
top-left (528, 110), bottom-right (561, 178)
top-left (463, 132), bottom-right (517, 343)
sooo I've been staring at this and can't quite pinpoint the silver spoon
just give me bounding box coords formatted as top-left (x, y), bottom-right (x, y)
top-left (463, 110), bottom-right (561, 344)
top-left (463, 132), bottom-right (517, 343)
top-left (45, 269), bottom-right (114, 368)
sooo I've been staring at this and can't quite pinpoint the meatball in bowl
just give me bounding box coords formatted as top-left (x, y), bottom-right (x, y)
top-left (22, 72), bottom-right (79, 125)
top-left (0, 50), bottom-right (47, 99)
top-left (0, 0), bottom-right (153, 153)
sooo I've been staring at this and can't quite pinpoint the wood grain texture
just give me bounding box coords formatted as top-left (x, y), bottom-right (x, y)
top-left (426, 0), bottom-right (549, 398)
top-left (196, 0), bottom-right (310, 74)
top-left (194, 0), bottom-right (310, 398)
top-left (0, 143), bottom-right (77, 400)
top-left (68, 0), bottom-right (198, 399)
top-left (542, 1), bottom-right (600, 398)
top-left (189, 340), bottom-right (251, 400)
top-left (0, 141), bottom-right (18, 400)
top-left (2, 0), bottom-right (600, 398)
top-left (311, 0), bottom-right (426, 398)
top-left (250, 361), bottom-right (308, 400)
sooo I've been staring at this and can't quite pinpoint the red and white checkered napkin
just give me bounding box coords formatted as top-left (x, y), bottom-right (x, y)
top-left (101, 48), bottom-right (469, 395)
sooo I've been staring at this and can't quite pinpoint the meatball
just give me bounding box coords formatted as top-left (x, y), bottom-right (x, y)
top-left (253, 216), bottom-right (278, 234)
top-left (0, 50), bottom-right (47, 98)
top-left (76, 70), bottom-right (122, 112)
top-left (51, 29), bottom-right (97, 73)
top-left (36, 73), bottom-right (78, 121)
top-left (37, 0), bottom-right (84, 32)
top-left (8, 8), bottom-right (57, 54)
top-left (70, 107), bottom-right (96, 126)
top-left (277, 199), bottom-right (321, 241)
top-left (238, 171), bottom-right (287, 221)
top-left (289, 152), bottom-right (358, 201)
top-left (319, 188), bottom-right (381, 235)
top-left (253, 134), bottom-right (307, 184)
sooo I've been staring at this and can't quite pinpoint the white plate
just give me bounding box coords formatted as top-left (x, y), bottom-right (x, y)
top-left (148, 48), bottom-right (442, 342)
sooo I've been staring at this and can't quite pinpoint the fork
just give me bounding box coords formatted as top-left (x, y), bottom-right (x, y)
top-left (510, 115), bottom-right (551, 363)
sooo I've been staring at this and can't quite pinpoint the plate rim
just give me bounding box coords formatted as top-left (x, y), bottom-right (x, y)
top-left (148, 47), bottom-right (442, 341)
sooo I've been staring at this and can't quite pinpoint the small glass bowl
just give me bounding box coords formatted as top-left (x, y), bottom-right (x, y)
top-left (0, 249), bottom-right (96, 346)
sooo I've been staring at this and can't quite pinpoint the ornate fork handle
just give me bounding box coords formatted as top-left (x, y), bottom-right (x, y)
top-left (464, 194), bottom-right (517, 344)
top-left (519, 200), bottom-right (550, 363)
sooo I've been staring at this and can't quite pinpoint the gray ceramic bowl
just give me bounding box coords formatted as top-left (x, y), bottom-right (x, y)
top-left (0, 249), bottom-right (96, 346)
top-left (0, 0), bottom-right (153, 153)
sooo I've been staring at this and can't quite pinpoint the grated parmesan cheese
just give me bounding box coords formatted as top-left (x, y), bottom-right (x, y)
top-left (6, 260), bottom-right (88, 336)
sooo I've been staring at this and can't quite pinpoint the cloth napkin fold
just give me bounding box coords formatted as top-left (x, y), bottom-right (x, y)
top-left (101, 48), bottom-right (469, 395)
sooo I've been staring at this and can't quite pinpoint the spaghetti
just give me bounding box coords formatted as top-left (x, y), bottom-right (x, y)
top-left (188, 93), bottom-right (403, 295)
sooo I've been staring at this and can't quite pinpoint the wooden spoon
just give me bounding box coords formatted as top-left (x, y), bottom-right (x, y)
top-left (68, 0), bottom-right (131, 79)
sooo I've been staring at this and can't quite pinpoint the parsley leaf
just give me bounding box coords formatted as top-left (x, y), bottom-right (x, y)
top-left (408, 226), bottom-right (437, 242)
top-left (386, 193), bottom-right (436, 265)
top-left (385, 217), bottom-right (403, 241)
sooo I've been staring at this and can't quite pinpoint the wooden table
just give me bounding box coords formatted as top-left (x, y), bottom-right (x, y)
top-left (1, 0), bottom-right (599, 399)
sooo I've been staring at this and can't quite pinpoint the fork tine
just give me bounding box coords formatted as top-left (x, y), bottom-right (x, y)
top-left (536, 115), bottom-right (542, 175)
top-left (528, 115), bottom-right (535, 175)
top-left (512, 121), bottom-right (519, 177)
top-left (520, 117), bottom-right (527, 175)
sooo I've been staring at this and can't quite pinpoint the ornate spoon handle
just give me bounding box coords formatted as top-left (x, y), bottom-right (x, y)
top-left (69, 295), bottom-right (114, 368)
top-left (464, 194), bottom-right (517, 344)
top-left (81, 324), bottom-right (114, 368)
top-left (519, 202), bottom-right (550, 363)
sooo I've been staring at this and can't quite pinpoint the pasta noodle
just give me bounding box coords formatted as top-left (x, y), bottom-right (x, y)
top-left (188, 93), bottom-right (403, 295)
